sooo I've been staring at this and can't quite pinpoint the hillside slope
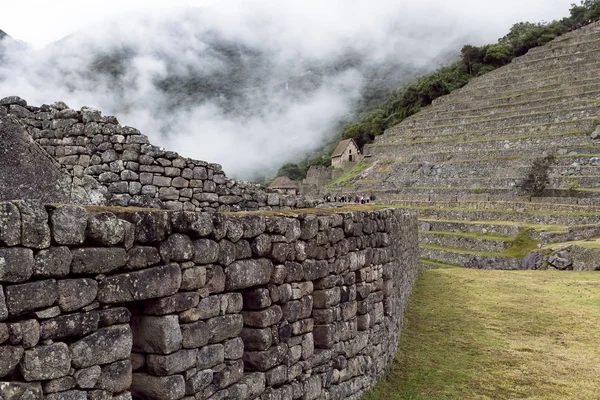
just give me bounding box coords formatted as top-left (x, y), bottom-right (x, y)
top-left (332, 22), bottom-right (600, 269)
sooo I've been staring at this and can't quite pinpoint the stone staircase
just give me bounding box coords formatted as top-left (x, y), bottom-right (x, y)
top-left (327, 22), bottom-right (600, 270)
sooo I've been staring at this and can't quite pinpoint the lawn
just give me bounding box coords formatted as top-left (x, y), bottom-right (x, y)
top-left (362, 268), bottom-right (600, 400)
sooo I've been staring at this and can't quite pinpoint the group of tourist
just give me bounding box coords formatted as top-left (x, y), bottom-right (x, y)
top-left (324, 193), bottom-right (376, 204)
top-left (569, 19), bottom-right (596, 31)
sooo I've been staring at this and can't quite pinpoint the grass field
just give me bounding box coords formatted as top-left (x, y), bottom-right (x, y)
top-left (362, 269), bottom-right (600, 400)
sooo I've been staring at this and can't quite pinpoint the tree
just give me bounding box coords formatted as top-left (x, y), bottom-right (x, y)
top-left (518, 155), bottom-right (555, 196)
top-left (276, 163), bottom-right (304, 181)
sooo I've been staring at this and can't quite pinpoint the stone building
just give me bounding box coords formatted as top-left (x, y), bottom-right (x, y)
top-left (331, 139), bottom-right (361, 169)
top-left (267, 176), bottom-right (298, 195)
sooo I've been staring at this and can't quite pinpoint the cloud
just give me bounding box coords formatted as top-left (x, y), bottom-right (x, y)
top-left (0, 0), bottom-right (573, 179)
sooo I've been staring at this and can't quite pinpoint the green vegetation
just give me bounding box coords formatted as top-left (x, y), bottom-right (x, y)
top-left (420, 258), bottom-right (462, 269)
top-left (362, 268), bottom-right (600, 400)
top-left (325, 161), bottom-right (370, 188)
top-left (420, 230), bottom-right (514, 242)
top-left (518, 154), bottom-right (555, 196)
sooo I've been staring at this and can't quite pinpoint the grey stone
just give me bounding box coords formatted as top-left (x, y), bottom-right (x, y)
top-left (98, 307), bottom-right (131, 327)
top-left (20, 342), bottom-right (70, 381)
top-left (33, 247), bottom-right (71, 278)
top-left (192, 239), bottom-right (220, 264)
top-left (147, 349), bottom-right (197, 376)
top-left (181, 320), bottom-right (209, 349)
top-left (5, 279), bottom-right (57, 316)
top-left (251, 235), bottom-right (272, 257)
top-left (131, 315), bottom-right (182, 355)
top-left (86, 212), bottom-right (126, 245)
top-left (71, 248), bottom-right (127, 274)
top-left (207, 265), bottom-right (226, 294)
top-left (33, 306), bottom-right (61, 319)
top-left (242, 305), bottom-right (282, 328)
top-left (243, 343), bottom-right (288, 372)
top-left (131, 373), bottom-right (185, 400)
top-left (15, 201), bottom-right (50, 249)
top-left (125, 211), bottom-right (171, 243)
top-left (185, 369), bottom-right (212, 395)
top-left (207, 314), bottom-right (243, 343)
top-left (69, 324), bottom-right (132, 368)
top-left (224, 338), bottom-right (244, 360)
top-left (213, 359), bottom-right (244, 389)
top-left (0, 382), bottom-right (43, 400)
top-left (98, 264), bottom-right (181, 304)
top-left (265, 365), bottom-right (287, 387)
top-left (74, 365), bottom-right (101, 389)
top-left (224, 259), bottom-right (273, 290)
top-left (170, 212), bottom-right (213, 237)
top-left (57, 278), bottom-right (98, 312)
top-left (144, 292), bottom-right (199, 315)
top-left (180, 265), bottom-right (207, 290)
top-left (0, 345), bottom-right (23, 378)
top-left (20, 320), bottom-right (40, 349)
top-left (196, 344), bottom-right (224, 369)
top-left (96, 360), bottom-right (132, 392)
top-left (0, 248), bottom-right (34, 282)
top-left (40, 311), bottom-right (99, 340)
top-left (0, 202), bottom-right (20, 246)
top-left (45, 390), bottom-right (87, 400)
top-left (240, 327), bottom-right (272, 351)
top-left (242, 288), bottom-right (272, 310)
top-left (50, 205), bottom-right (87, 245)
top-left (42, 376), bottom-right (76, 393)
top-left (160, 233), bottom-right (194, 262)
top-left (126, 246), bottom-right (161, 270)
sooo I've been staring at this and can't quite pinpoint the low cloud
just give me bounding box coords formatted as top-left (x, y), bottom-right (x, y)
top-left (0, 0), bottom-right (572, 179)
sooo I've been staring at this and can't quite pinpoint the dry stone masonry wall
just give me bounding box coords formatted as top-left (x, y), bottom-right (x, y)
top-left (0, 200), bottom-right (419, 400)
top-left (0, 96), bottom-right (317, 212)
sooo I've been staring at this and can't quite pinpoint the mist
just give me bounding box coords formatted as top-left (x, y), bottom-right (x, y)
top-left (0, 0), bottom-right (573, 179)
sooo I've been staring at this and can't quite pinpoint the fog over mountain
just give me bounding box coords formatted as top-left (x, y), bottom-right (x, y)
top-left (0, 1), bottom-right (573, 179)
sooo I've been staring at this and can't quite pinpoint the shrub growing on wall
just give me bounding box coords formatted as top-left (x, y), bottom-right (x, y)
top-left (518, 155), bottom-right (555, 196)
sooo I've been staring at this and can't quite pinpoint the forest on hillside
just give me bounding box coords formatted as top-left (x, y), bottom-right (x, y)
top-left (275, 0), bottom-right (600, 182)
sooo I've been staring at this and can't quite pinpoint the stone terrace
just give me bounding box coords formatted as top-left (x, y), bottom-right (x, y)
top-left (331, 22), bottom-right (600, 271)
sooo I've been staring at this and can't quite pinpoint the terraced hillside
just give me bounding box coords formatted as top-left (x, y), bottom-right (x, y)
top-left (331, 22), bottom-right (600, 270)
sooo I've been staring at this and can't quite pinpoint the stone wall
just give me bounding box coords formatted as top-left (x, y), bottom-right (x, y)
top-left (0, 200), bottom-right (419, 400)
top-left (0, 97), bottom-right (317, 212)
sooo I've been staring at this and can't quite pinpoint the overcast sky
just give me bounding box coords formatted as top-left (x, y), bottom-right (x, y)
top-left (1, 0), bottom-right (575, 48)
top-left (0, 0), bottom-right (578, 179)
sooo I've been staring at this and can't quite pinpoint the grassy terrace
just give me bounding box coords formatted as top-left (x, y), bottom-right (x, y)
top-left (374, 130), bottom-right (589, 147)
top-left (362, 269), bottom-right (600, 400)
top-left (420, 228), bottom-right (539, 259)
top-left (420, 230), bottom-right (514, 242)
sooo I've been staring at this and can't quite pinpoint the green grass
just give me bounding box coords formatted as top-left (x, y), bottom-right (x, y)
top-left (420, 230), bottom-right (514, 242)
top-left (420, 258), bottom-right (462, 269)
top-left (326, 162), bottom-right (370, 187)
top-left (362, 269), bottom-right (600, 400)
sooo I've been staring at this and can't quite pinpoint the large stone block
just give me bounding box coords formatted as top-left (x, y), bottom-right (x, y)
top-left (50, 205), bottom-right (87, 245)
top-left (86, 212), bottom-right (126, 245)
top-left (15, 201), bottom-right (50, 249)
top-left (69, 324), bottom-right (132, 368)
top-left (170, 211), bottom-right (213, 237)
top-left (20, 343), bottom-right (70, 381)
top-left (96, 360), bottom-right (132, 393)
top-left (57, 278), bottom-right (98, 312)
top-left (144, 292), bottom-right (199, 315)
top-left (147, 349), bottom-right (197, 376)
top-left (131, 315), bottom-right (182, 355)
top-left (0, 382), bottom-right (43, 400)
top-left (196, 343), bottom-right (224, 369)
top-left (33, 246), bottom-right (71, 278)
top-left (243, 343), bottom-right (288, 372)
top-left (0, 248), bottom-right (34, 282)
top-left (125, 211), bottom-right (171, 244)
top-left (192, 239), bottom-right (220, 264)
top-left (0, 345), bottom-right (23, 378)
top-left (207, 314), bottom-right (244, 343)
top-left (180, 320), bottom-right (209, 349)
top-left (242, 305), bottom-right (282, 328)
top-left (240, 327), bottom-right (272, 351)
top-left (0, 202), bottom-right (20, 246)
top-left (224, 259), bottom-right (273, 290)
top-left (71, 248), bottom-right (127, 274)
top-left (98, 264), bottom-right (181, 304)
top-left (126, 246), bottom-right (161, 270)
top-left (160, 234), bottom-right (194, 262)
top-left (5, 279), bottom-right (57, 316)
top-left (40, 311), bottom-right (99, 340)
top-left (131, 373), bottom-right (185, 400)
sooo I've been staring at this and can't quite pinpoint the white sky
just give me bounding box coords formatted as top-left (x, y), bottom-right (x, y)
top-left (0, 0), bottom-right (578, 49)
